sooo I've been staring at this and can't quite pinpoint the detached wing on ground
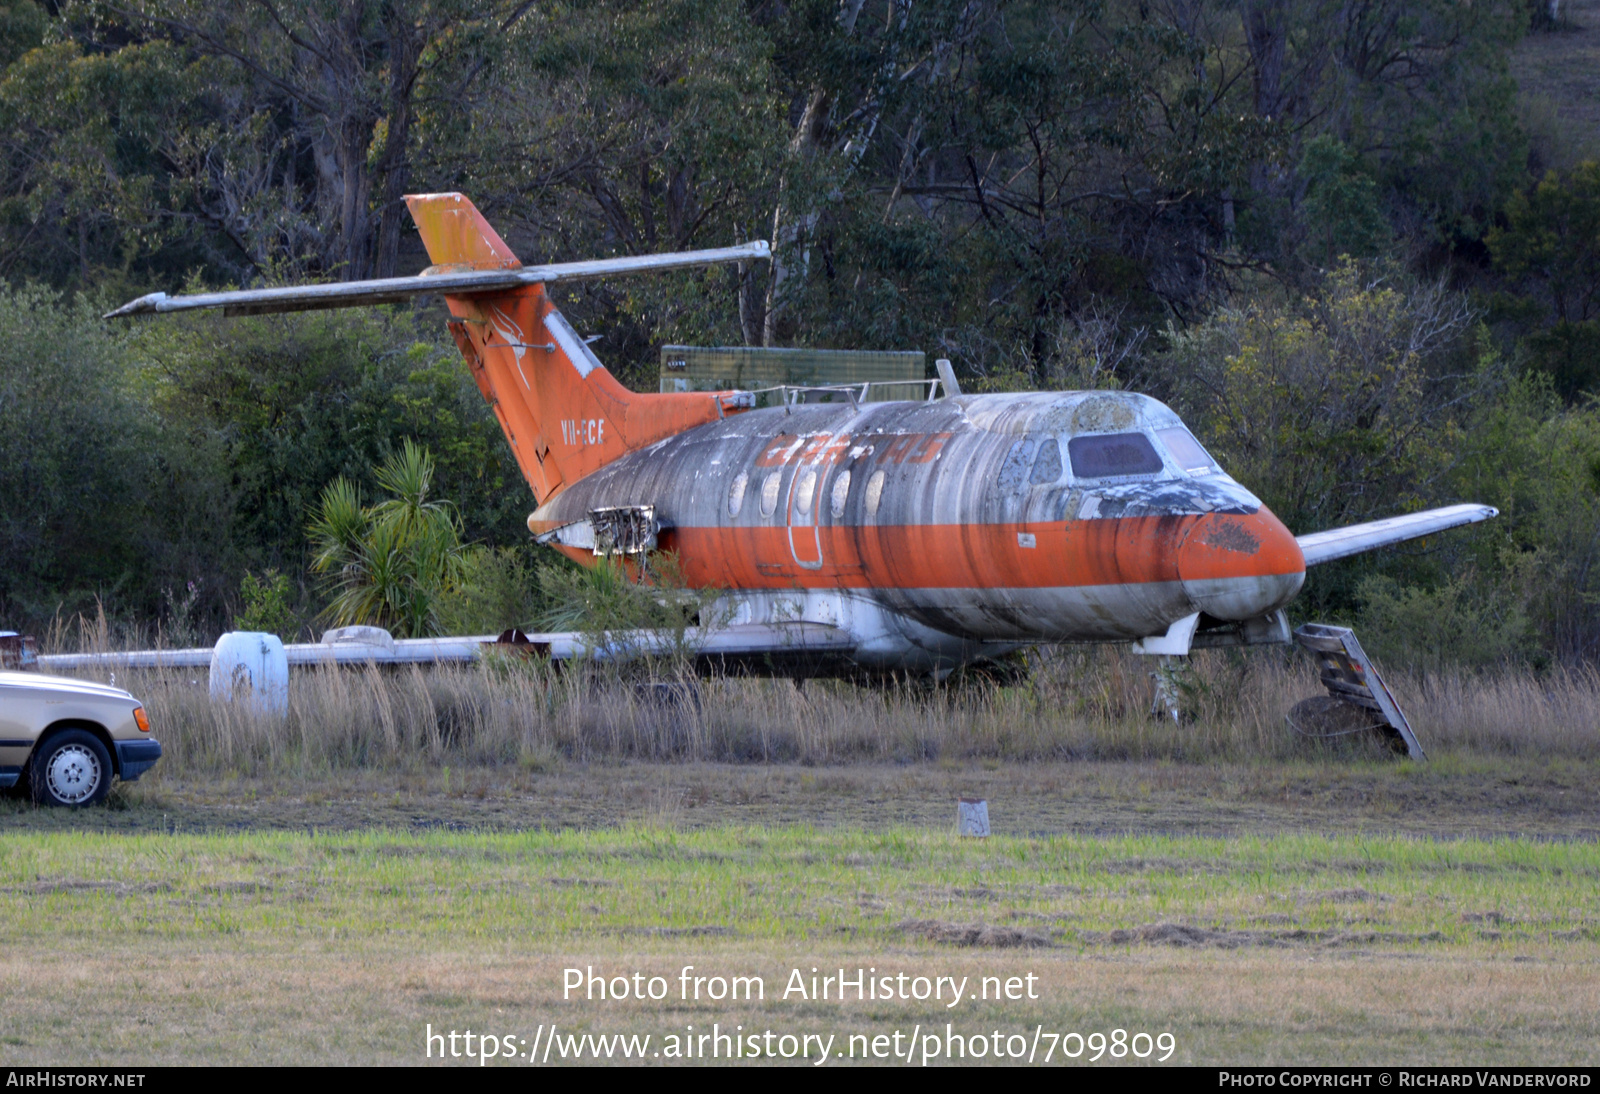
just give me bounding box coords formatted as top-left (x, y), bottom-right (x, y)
top-left (37, 622), bottom-right (859, 672)
top-left (1295, 504), bottom-right (1498, 567)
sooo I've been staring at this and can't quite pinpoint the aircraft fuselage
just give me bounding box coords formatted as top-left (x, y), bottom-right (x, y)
top-left (530, 389), bottom-right (1306, 670)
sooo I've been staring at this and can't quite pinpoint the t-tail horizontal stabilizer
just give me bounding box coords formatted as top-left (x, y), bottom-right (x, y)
top-left (1296, 503), bottom-right (1498, 567)
top-left (104, 242), bottom-right (771, 319)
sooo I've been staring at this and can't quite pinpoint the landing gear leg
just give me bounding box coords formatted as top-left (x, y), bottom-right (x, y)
top-left (1149, 656), bottom-right (1187, 723)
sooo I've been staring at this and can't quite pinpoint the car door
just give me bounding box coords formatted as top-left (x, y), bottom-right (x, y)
top-left (0, 675), bottom-right (38, 775)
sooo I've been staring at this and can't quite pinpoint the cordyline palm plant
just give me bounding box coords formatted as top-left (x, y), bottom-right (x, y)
top-left (307, 441), bottom-right (467, 638)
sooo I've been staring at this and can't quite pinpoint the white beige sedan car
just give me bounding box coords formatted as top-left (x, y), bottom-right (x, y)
top-left (0, 671), bottom-right (162, 806)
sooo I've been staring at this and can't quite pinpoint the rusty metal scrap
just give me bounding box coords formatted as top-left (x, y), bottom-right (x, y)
top-left (1292, 623), bottom-right (1424, 759)
top-left (0, 632), bottom-right (38, 670)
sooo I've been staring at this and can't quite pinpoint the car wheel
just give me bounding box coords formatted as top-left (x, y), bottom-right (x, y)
top-left (29, 729), bottom-right (112, 808)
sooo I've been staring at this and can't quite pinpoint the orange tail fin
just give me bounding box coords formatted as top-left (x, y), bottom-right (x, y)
top-left (405, 193), bottom-right (732, 505)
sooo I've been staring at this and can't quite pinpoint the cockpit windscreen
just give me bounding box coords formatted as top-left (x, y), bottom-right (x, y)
top-left (1154, 426), bottom-right (1217, 474)
top-left (1067, 433), bottom-right (1164, 479)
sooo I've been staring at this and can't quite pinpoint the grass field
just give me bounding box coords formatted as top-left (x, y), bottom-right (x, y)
top-left (6, 645), bottom-right (1599, 1066)
top-left (3, 761), bottom-right (1599, 1066)
top-left (1514, 0), bottom-right (1600, 170)
top-left (2, 823), bottom-right (1597, 1065)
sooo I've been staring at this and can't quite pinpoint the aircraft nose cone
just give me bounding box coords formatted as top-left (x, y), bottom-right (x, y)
top-left (1177, 508), bottom-right (1305, 620)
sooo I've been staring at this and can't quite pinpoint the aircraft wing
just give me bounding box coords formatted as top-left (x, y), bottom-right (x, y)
top-left (1296, 503), bottom-right (1498, 567)
top-left (104, 242), bottom-right (771, 319)
top-left (35, 621), bottom-right (856, 672)
top-left (563, 622), bottom-right (857, 662)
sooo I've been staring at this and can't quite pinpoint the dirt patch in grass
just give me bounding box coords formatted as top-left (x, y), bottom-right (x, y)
top-left (1299, 888), bottom-right (1389, 904)
top-left (897, 918), bottom-right (1053, 948)
top-left (1081, 923), bottom-right (1446, 949)
top-left (5, 880), bottom-right (170, 896)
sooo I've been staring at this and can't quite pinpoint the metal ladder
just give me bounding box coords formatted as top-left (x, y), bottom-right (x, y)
top-left (1292, 623), bottom-right (1425, 760)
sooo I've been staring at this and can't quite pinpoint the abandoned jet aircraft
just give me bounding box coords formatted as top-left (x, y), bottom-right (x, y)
top-left (108, 193), bottom-right (1496, 675)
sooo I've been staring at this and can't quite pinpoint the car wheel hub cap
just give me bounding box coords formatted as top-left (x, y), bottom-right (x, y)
top-left (46, 745), bottom-right (101, 804)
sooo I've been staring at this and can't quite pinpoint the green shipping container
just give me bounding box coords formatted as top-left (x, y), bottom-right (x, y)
top-left (659, 345), bottom-right (927, 404)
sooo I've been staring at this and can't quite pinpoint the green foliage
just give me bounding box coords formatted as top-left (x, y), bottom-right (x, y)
top-left (1164, 263), bottom-right (1483, 535)
top-left (0, 36), bottom-right (229, 290)
top-left (0, 0), bottom-right (42, 69)
top-left (307, 441), bottom-right (468, 638)
top-left (1448, 375), bottom-right (1600, 662)
top-left (432, 545), bottom-right (549, 637)
top-left (235, 569), bottom-right (299, 641)
top-left (1298, 136), bottom-right (1390, 267)
top-left (1488, 162), bottom-right (1600, 402)
top-left (0, 0), bottom-right (1585, 675)
top-left (1489, 162), bottom-right (1600, 325)
top-left (536, 552), bottom-right (720, 662)
top-left (1328, 0), bottom-right (1526, 244)
top-left (129, 303), bottom-right (529, 573)
top-left (1356, 569), bottom-right (1531, 674)
top-left (1522, 321), bottom-right (1600, 404)
top-left (0, 284), bottom-right (173, 623)
top-left (1162, 263), bottom-right (1499, 621)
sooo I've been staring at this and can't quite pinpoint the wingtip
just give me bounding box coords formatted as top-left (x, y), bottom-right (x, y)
top-left (103, 292), bottom-right (166, 320)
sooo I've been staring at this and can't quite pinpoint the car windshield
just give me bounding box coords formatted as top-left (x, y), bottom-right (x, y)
top-left (1067, 433), bottom-right (1164, 478)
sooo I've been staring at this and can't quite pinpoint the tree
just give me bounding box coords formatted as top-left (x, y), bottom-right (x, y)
top-left (1489, 162), bottom-right (1600, 325)
top-left (1488, 162), bottom-right (1600, 403)
top-left (431, 0), bottom-right (783, 378)
top-left (307, 440), bottom-right (467, 637)
top-left (0, 37), bottom-right (211, 288)
top-left (130, 302), bottom-right (528, 576)
top-left (1162, 262), bottom-right (1487, 614)
top-left (1448, 375), bottom-right (1600, 663)
top-left (94, 0), bottom-right (540, 281)
top-left (1297, 135), bottom-right (1389, 267)
top-left (0, 286), bottom-right (162, 622)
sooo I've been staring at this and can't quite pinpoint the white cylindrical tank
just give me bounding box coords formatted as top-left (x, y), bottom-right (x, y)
top-left (209, 632), bottom-right (289, 716)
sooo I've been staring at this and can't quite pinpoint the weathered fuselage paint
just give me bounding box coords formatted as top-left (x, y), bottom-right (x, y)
top-left (528, 389), bottom-right (1306, 660)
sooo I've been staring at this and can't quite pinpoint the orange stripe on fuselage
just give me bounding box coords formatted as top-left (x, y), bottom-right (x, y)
top-left (548, 512), bottom-right (1305, 591)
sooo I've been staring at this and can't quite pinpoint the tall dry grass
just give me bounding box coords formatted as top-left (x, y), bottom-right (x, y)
top-left (49, 644), bottom-right (1600, 777)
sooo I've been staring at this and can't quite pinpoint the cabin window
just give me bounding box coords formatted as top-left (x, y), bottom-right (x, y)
top-left (794, 469), bottom-right (818, 515)
top-left (864, 470), bottom-right (886, 518)
top-left (760, 471), bottom-right (782, 517)
top-left (728, 472), bottom-right (748, 517)
top-left (1155, 426), bottom-right (1217, 475)
top-left (1030, 439), bottom-right (1063, 484)
top-left (997, 438), bottom-right (1036, 492)
top-left (1067, 433), bottom-right (1164, 478)
top-left (830, 470), bottom-right (852, 518)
